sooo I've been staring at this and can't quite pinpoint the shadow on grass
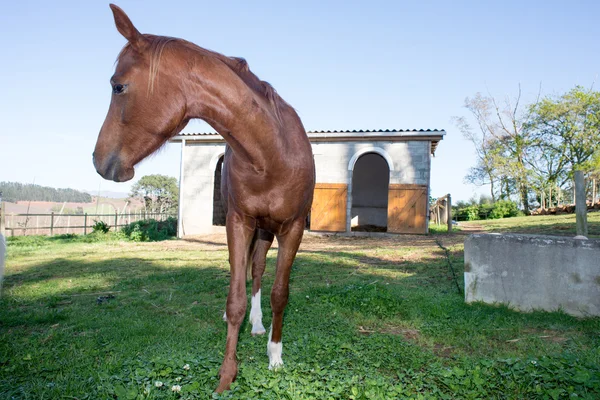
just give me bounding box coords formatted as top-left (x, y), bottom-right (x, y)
top-left (3, 234), bottom-right (598, 347)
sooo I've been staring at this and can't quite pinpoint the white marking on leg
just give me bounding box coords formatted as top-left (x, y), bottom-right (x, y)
top-left (222, 311), bottom-right (227, 322)
top-left (267, 325), bottom-right (283, 369)
top-left (249, 289), bottom-right (266, 335)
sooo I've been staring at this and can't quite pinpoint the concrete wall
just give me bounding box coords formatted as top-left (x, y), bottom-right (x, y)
top-left (464, 233), bottom-right (600, 317)
top-left (311, 141), bottom-right (429, 186)
top-left (180, 142), bottom-right (225, 235)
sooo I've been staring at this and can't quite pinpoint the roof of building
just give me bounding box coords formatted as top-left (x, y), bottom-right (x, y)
top-left (171, 129), bottom-right (446, 155)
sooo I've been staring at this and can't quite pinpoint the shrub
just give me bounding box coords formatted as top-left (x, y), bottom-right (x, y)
top-left (92, 220), bottom-right (111, 234)
top-left (456, 205), bottom-right (480, 221)
top-left (454, 200), bottom-right (522, 221)
top-left (120, 217), bottom-right (177, 242)
top-left (478, 203), bottom-right (494, 219)
top-left (489, 200), bottom-right (522, 219)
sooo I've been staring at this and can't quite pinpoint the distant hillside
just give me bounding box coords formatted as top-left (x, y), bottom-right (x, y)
top-left (0, 181), bottom-right (92, 203)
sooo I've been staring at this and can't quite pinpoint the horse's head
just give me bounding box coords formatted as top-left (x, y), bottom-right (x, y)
top-left (93, 4), bottom-right (188, 182)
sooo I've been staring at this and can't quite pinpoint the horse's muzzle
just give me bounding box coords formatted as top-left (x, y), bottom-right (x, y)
top-left (93, 152), bottom-right (134, 182)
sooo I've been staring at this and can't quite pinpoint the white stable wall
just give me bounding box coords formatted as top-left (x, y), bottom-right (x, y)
top-left (179, 139), bottom-right (432, 236)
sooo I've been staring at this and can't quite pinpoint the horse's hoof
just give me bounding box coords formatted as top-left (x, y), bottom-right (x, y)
top-left (215, 381), bottom-right (230, 393)
top-left (216, 374), bottom-right (235, 393)
top-left (251, 323), bottom-right (266, 336)
top-left (267, 340), bottom-right (283, 369)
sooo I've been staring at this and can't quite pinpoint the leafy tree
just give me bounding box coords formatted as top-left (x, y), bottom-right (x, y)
top-left (528, 86), bottom-right (600, 208)
top-left (455, 88), bottom-right (537, 212)
top-left (528, 86), bottom-right (600, 173)
top-left (129, 175), bottom-right (179, 214)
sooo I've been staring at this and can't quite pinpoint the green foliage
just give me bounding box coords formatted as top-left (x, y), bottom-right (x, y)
top-left (457, 86), bottom-right (600, 212)
top-left (455, 200), bottom-right (522, 221)
top-left (456, 205), bottom-right (481, 221)
top-left (130, 175), bottom-right (179, 214)
top-left (529, 86), bottom-right (600, 173)
top-left (92, 219), bottom-right (111, 234)
top-left (0, 181), bottom-right (92, 203)
top-left (489, 200), bottom-right (522, 219)
top-left (120, 217), bottom-right (177, 241)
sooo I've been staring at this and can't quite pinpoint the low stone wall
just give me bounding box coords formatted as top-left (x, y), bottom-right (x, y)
top-left (464, 233), bottom-right (600, 317)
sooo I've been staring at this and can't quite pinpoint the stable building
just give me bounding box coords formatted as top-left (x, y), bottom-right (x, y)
top-left (171, 129), bottom-right (444, 236)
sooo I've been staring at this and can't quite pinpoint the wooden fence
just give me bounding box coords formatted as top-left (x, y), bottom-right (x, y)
top-left (0, 203), bottom-right (175, 237)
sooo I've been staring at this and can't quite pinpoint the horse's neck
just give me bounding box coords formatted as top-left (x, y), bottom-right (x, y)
top-left (184, 60), bottom-right (286, 169)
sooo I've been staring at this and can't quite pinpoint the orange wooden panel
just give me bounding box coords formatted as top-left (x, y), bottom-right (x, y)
top-left (310, 183), bottom-right (347, 232)
top-left (387, 184), bottom-right (428, 234)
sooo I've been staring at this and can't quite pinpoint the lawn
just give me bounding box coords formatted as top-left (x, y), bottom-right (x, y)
top-left (458, 210), bottom-right (600, 238)
top-left (1, 215), bottom-right (599, 399)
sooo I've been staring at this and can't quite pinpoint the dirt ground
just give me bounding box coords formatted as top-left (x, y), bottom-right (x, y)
top-left (165, 230), bottom-right (467, 254)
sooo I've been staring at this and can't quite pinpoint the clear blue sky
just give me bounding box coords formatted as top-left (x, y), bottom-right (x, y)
top-left (1, 0), bottom-right (599, 201)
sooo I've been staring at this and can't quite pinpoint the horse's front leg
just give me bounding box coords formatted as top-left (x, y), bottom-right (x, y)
top-left (268, 219), bottom-right (304, 369)
top-left (216, 212), bottom-right (255, 393)
top-left (249, 229), bottom-right (274, 336)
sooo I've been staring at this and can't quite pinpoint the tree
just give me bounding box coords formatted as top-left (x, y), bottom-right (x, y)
top-left (453, 93), bottom-right (501, 201)
top-left (528, 86), bottom-right (600, 212)
top-left (528, 86), bottom-right (600, 173)
top-left (130, 175), bottom-right (179, 214)
top-left (455, 88), bottom-right (537, 211)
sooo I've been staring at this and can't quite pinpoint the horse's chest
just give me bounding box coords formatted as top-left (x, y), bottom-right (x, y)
top-left (235, 184), bottom-right (300, 219)
top-left (227, 172), bottom-right (309, 222)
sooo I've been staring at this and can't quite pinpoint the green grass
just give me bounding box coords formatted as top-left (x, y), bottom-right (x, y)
top-left (460, 211), bottom-right (600, 238)
top-left (1, 220), bottom-right (599, 399)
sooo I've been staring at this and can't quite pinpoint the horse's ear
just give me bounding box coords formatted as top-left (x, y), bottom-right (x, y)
top-left (109, 4), bottom-right (147, 50)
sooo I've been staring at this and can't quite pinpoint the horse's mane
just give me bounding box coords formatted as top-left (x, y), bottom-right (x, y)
top-left (116, 35), bottom-right (287, 124)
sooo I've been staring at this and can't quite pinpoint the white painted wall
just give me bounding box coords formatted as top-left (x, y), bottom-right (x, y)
top-left (180, 143), bottom-right (225, 235)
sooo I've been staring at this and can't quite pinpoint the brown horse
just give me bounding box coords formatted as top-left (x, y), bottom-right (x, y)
top-left (93, 4), bottom-right (315, 393)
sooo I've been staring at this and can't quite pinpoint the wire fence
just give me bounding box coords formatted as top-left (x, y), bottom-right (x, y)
top-left (0, 204), bottom-right (176, 237)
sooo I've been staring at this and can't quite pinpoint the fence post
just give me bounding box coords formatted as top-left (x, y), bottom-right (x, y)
top-left (575, 171), bottom-right (588, 236)
top-left (84, 213), bottom-right (87, 235)
top-left (447, 193), bottom-right (452, 233)
top-left (50, 212), bottom-right (54, 236)
top-left (114, 212), bottom-right (118, 231)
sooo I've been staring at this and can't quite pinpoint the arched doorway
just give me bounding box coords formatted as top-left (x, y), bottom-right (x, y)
top-left (350, 153), bottom-right (390, 232)
top-left (212, 156), bottom-right (226, 226)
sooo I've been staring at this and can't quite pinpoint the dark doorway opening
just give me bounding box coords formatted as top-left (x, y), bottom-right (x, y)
top-left (212, 156), bottom-right (226, 226)
top-left (350, 153), bottom-right (390, 232)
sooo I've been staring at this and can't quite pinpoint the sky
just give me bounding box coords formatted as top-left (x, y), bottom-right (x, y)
top-left (1, 0), bottom-right (599, 201)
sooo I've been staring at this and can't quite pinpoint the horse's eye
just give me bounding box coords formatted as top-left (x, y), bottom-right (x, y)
top-left (113, 84), bottom-right (127, 94)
